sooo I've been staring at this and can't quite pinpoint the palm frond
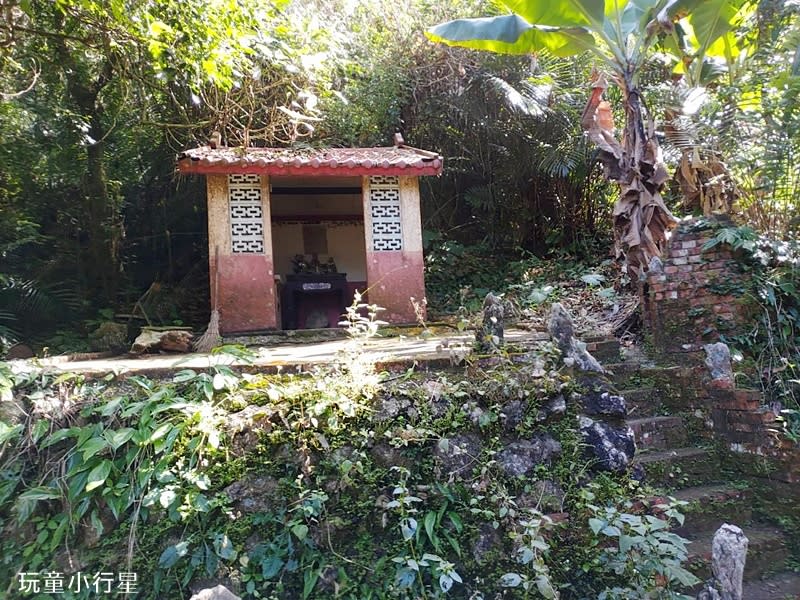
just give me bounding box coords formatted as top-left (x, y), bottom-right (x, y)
top-left (480, 74), bottom-right (548, 119)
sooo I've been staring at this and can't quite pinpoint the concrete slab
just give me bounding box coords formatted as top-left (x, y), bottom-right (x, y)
top-left (12, 329), bottom-right (549, 378)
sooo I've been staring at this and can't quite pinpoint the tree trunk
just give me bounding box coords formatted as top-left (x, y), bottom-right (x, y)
top-left (54, 32), bottom-right (120, 304)
top-left (581, 72), bottom-right (678, 278)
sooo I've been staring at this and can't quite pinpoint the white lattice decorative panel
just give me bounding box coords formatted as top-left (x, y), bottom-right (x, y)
top-left (228, 174), bottom-right (265, 253)
top-left (369, 176), bottom-right (402, 251)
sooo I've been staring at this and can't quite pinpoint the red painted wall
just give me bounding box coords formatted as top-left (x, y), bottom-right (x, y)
top-left (214, 254), bottom-right (277, 333)
top-left (364, 251), bottom-right (425, 324)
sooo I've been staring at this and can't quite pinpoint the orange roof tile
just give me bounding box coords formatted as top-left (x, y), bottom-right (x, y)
top-left (177, 145), bottom-right (443, 177)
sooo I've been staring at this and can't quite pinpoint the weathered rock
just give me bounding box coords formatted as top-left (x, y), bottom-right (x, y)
top-left (89, 321), bottom-right (128, 352)
top-left (648, 256), bottom-right (664, 274)
top-left (5, 343), bottom-right (34, 359)
top-left (374, 395), bottom-right (412, 422)
top-left (0, 396), bottom-right (26, 425)
top-left (500, 400), bottom-right (525, 430)
top-left (224, 475), bottom-right (278, 514)
top-left (579, 416), bottom-right (635, 472)
top-left (476, 292), bottom-right (504, 352)
top-left (472, 522), bottom-right (501, 563)
top-left (434, 433), bottom-right (482, 479)
top-left (696, 524), bottom-right (748, 600)
top-left (517, 480), bottom-right (565, 513)
top-left (370, 443), bottom-right (411, 469)
top-left (131, 329), bottom-right (193, 354)
top-left (224, 405), bottom-right (273, 457)
top-left (537, 394), bottom-right (566, 422)
top-left (548, 303), bottom-right (604, 373)
top-left (704, 342), bottom-right (733, 389)
top-left (422, 379), bottom-right (450, 418)
top-left (497, 434), bottom-right (562, 477)
top-left (579, 388), bottom-right (627, 418)
top-left (189, 585), bottom-right (241, 600)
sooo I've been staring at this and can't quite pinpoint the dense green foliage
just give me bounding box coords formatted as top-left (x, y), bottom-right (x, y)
top-left (0, 334), bottom-right (698, 599)
top-left (701, 223), bottom-right (800, 434)
top-left (2, 0), bottom-right (799, 351)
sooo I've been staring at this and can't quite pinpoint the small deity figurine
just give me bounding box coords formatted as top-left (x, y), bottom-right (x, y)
top-left (323, 257), bottom-right (338, 274)
top-left (291, 254), bottom-right (308, 274)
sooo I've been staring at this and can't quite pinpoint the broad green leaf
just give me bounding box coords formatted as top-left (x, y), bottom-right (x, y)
top-left (400, 517), bottom-right (417, 541)
top-left (172, 369), bottom-right (198, 383)
top-left (500, 572), bottom-right (523, 587)
top-left (684, 0), bottom-right (753, 66)
top-left (0, 422), bottom-right (23, 445)
top-left (426, 15), bottom-right (596, 58)
top-left (619, 0), bottom-right (662, 37)
top-left (18, 486), bottom-right (62, 501)
top-left (589, 517), bottom-right (605, 534)
top-left (536, 573), bottom-right (557, 599)
top-left (670, 563), bottom-right (701, 586)
top-left (501, 0), bottom-right (603, 28)
top-left (262, 556), bottom-right (283, 578)
top-left (104, 428), bottom-right (135, 451)
top-left (424, 511), bottom-right (437, 542)
top-left (85, 460), bottom-right (112, 491)
top-left (80, 436), bottom-right (108, 461)
top-left (158, 541), bottom-right (189, 568)
top-left (302, 568), bottom-right (319, 599)
top-left (148, 422), bottom-right (172, 443)
top-left (291, 523), bottom-right (308, 540)
top-left (16, 486), bottom-right (61, 522)
top-left (213, 533), bottom-right (237, 560)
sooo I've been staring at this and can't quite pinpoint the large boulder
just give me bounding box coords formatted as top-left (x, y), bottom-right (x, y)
top-left (497, 434), bottom-right (562, 477)
top-left (189, 585), bottom-right (240, 600)
top-left (704, 342), bottom-right (734, 390)
top-left (548, 303), bottom-right (604, 373)
top-left (131, 329), bottom-right (193, 354)
top-left (224, 475), bottom-right (279, 514)
top-left (578, 388), bottom-right (627, 419)
top-left (696, 524), bottom-right (748, 600)
top-left (434, 434), bottom-right (482, 480)
top-left (89, 321), bottom-right (128, 352)
top-left (579, 416), bottom-right (636, 472)
top-left (476, 292), bottom-right (504, 352)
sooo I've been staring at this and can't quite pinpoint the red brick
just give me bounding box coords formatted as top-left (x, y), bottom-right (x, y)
top-left (664, 266), bottom-right (679, 274)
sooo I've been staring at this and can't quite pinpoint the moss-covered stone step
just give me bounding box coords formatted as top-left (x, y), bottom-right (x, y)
top-left (634, 447), bottom-right (718, 488)
top-left (686, 525), bottom-right (787, 582)
top-left (620, 387), bottom-right (663, 417)
top-left (584, 337), bottom-right (621, 363)
top-left (602, 362), bottom-right (644, 387)
top-left (741, 570), bottom-right (800, 599)
top-left (670, 484), bottom-right (752, 533)
top-left (628, 415), bottom-right (688, 450)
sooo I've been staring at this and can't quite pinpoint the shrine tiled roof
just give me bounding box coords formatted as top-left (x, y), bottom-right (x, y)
top-left (177, 144), bottom-right (443, 177)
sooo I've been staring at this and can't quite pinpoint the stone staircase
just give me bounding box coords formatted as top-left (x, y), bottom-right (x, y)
top-left (596, 341), bottom-right (799, 596)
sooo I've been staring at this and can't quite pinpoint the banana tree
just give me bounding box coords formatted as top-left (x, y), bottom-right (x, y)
top-left (426, 0), bottom-right (745, 277)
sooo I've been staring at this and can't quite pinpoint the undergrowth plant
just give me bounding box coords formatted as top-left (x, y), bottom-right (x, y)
top-left (0, 310), bottom-right (702, 599)
top-left (704, 225), bottom-right (800, 438)
top-left (587, 500), bottom-right (699, 599)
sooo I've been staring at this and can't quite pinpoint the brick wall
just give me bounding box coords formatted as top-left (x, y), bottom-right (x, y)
top-left (641, 218), bottom-right (750, 360)
top-left (639, 217), bottom-right (800, 482)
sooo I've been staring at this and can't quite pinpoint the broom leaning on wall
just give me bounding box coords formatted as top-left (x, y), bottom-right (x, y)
top-left (194, 246), bottom-right (222, 352)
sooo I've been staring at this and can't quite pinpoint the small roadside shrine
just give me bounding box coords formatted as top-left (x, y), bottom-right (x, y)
top-left (177, 137), bottom-right (443, 333)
